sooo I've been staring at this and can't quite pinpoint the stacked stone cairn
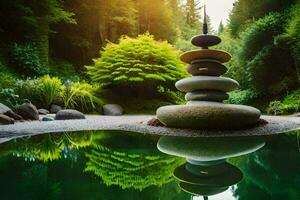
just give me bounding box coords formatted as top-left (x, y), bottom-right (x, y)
top-left (156, 13), bottom-right (261, 130)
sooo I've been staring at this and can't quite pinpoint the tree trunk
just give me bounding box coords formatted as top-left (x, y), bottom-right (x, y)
top-left (35, 19), bottom-right (49, 68)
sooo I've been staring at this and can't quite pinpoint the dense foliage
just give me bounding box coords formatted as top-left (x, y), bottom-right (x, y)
top-left (267, 89), bottom-right (300, 115)
top-left (86, 34), bottom-right (186, 110)
top-left (1, 76), bottom-right (102, 112)
top-left (87, 34), bottom-right (185, 88)
top-left (225, 0), bottom-right (300, 110)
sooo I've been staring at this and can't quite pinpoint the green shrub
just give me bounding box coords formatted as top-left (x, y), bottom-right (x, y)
top-left (49, 60), bottom-right (80, 81)
top-left (267, 89), bottom-right (300, 115)
top-left (0, 72), bottom-right (18, 89)
top-left (11, 43), bottom-right (48, 76)
top-left (86, 34), bottom-right (186, 103)
top-left (0, 88), bottom-right (22, 109)
top-left (37, 75), bottom-right (64, 108)
top-left (267, 100), bottom-right (284, 115)
top-left (63, 82), bottom-right (103, 113)
top-left (14, 78), bottom-right (40, 104)
top-left (227, 89), bottom-right (259, 105)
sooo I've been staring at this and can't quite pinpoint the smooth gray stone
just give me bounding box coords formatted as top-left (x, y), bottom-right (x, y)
top-left (16, 103), bottom-right (39, 120)
top-left (180, 49), bottom-right (231, 64)
top-left (185, 90), bottom-right (229, 102)
top-left (191, 34), bottom-right (222, 47)
top-left (0, 103), bottom-right (11, 114)
top-left (55, 109), bottom-right (86, 120)
top-left (38, 109), bottom-right (50, 115)
top-left (157, 136), bottom-right (265, 161)
top-left (156, 102), bottom-right (261, 130)
top-left (4, 110), bottom-right (23, 120)
top-left (187, 60), bottom-right (227, 76)
top-left (0, 114), bottom-right (14, 125)
top-left (103, 104), bottom-right (123, 116)
top-left (175, 76), bottom-right (240, 92)
top-left (42, 116), bottom-right (54, 121)
top-left (51, 104), bottom-right (62, 114)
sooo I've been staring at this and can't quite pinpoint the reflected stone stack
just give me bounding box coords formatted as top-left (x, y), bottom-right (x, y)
top-left (156, 9), bottom-right (261, 130)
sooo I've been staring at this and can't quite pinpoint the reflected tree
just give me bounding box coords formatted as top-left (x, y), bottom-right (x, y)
top-left (233, 135), bottom-right (300, 200)
top-left (84, 133), bottom-right (185, 190)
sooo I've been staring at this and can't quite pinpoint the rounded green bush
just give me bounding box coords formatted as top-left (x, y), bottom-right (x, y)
top-left (86, 34), bottom-right (186, 90)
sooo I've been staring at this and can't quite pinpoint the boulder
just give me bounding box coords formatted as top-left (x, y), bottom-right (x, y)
top-left (4, 110), bottom-right (23, 120)
top-left (185, 90), bottom-right (229, 102)
top-left (175, 76), bottom-right (239, 93)
top-left (0, 103), bottom-right (11, 114)
top-left (50, 104), bottom-right (62, 114)
top-left (55, 109), bottom-right (86, 120)
top-left (156, 102), bottom-right (261, 130)
top-left (38, 109), bottom-right (50, 115)
top-left (180, 49), bottom-right (231, 64)
top-left (16, 103), bottom-right (39, 120)
top-left (103, 104), bottom-right (123, 116)
top-left (0, 114), bottom-right (14, 125)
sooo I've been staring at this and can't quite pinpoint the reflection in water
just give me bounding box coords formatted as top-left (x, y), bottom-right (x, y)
top-left (0, 131), bottom-right (299, 199)
top-left (233, 134), bottom-right (300, 200)
top-left (157, 136), bottom-right (266, 199)
top-left (83, 132), bottom-right (184, 190)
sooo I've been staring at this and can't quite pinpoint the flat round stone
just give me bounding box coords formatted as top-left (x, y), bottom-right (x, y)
top-left (180, 49), bottom-right (231, 64)
top-left (188, 60), bottom-right (227, 76)
top-left (175, 76), bottom-right (239, 92)
top-left (174, 163), bottom-right (243, 187)
top-left (185, 90), bottom-right (229, 102)
top-left (156, 102), bottom-right (261, 130)
top-left (191, 34), bottom-right (221, 47)
top-left (157, 135), bottom-right (265, 161)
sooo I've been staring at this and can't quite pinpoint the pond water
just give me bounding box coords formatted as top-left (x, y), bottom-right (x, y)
top-left (0, 130), bottom-right (299, 200)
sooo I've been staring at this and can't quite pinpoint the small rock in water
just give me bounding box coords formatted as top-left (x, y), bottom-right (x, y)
top-left (4, 110), bottom-right (23, 120)
top-left (0, 103), bottom-right (12, 114)
top-left (38, 109), bottom-right (50, 115)
top-left (16, 103), bottom-right (39, 120)
top-left (51, 104), bottom-right (62, 114)
top-left (103, 104), bottom-right (123, 116)
top-left (42, 116), bottom-right (54, 121)
top-left (55, 109), bottom-right (86, 120)
top-left (0, 114), bottom-right (14, 125)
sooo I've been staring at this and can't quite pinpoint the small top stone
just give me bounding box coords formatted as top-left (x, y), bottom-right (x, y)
top-left (191, 34), bottom-right (221, 48)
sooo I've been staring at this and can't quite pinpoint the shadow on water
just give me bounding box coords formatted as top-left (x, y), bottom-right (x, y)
top-left (0, 130), bottom-right (299, 200)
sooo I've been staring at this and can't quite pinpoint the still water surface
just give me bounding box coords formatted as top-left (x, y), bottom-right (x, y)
top-left (0, 131), bottom-right (299, 200)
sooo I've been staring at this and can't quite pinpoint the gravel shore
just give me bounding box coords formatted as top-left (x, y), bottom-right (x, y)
top-left (0, 115), bottom-right (299, 139)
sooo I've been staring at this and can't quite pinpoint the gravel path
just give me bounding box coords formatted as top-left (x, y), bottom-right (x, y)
top-left (0, 115), bottom-right (300, 139)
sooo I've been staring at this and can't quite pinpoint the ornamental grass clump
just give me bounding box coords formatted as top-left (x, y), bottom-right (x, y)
top-left (63, 82), bottom-right (103, 113)
top-left (37, 75), bottom-right (64, 108)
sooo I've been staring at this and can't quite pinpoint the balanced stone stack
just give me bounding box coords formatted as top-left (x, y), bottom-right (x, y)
top-left (156, 34), bottom-right (261, 130)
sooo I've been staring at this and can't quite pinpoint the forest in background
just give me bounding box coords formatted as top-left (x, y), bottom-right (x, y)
top-left (0, 0), bottom-right (300, 114)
